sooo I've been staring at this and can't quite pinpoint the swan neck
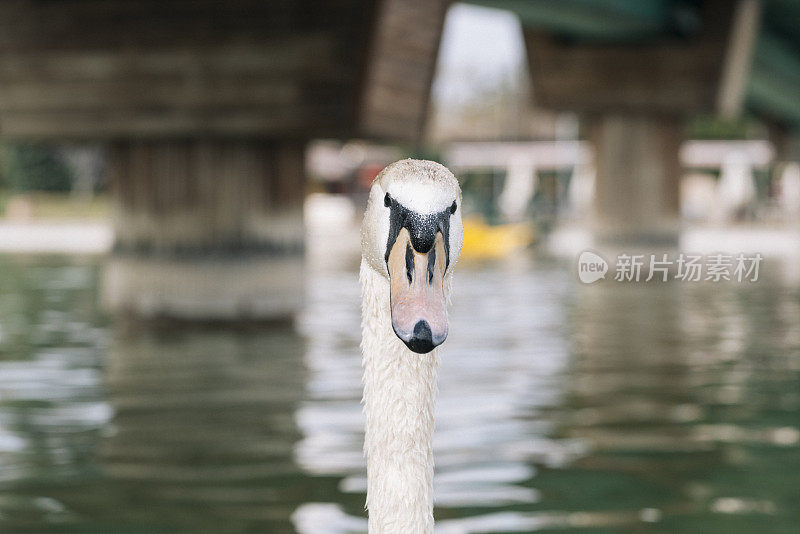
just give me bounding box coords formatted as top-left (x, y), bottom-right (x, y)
top-left (360, 260), bottom-right (439, 534)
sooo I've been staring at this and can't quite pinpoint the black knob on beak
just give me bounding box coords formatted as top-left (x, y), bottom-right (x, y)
top-left (405, 320), bottom-right (435, 354)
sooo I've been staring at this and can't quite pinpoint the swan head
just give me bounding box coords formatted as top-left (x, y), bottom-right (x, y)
top-left (361, 159), bottom-right (463, 354)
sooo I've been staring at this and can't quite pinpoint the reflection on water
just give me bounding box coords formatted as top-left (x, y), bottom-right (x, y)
top-left (0, 254), bottom-right (798, 533)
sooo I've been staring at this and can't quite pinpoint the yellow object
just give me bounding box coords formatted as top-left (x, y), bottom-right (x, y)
top-left (460, 216), bottom-right (535, 260)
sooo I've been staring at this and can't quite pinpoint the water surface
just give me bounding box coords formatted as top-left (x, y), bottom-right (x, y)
top-left (0, 253), bottom-right (798, 533)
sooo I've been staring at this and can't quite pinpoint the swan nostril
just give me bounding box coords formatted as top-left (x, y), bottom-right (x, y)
top-left (392, 319), bottom-right (447, 354)
top-left (404, 320), bottom-right (434, 354)
top-left (413, 320), bottom-right (432, 341)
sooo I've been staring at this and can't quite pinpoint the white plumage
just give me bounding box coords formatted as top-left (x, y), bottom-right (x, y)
top-left (360, 159), bottom-right (463, 533)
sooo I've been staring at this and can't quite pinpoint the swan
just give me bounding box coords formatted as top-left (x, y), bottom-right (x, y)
top-left (359, 159), bottom-right (464, 533)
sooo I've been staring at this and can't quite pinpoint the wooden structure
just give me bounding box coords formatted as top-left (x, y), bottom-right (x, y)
top-left (2, 0), bottom-right (800, 305)
top-left (0, 0), bottom-right (446, 142)
top-left (470, 0), bottom-right (800, 246)
top-left (520, 0), bottom-right (739, 245)
top-left (523, 2), bottom-right (738, 115)
top-left (0, 0), bottom-right (448, 320)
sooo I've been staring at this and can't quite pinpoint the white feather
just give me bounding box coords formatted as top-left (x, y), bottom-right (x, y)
top-left (360, 159), bottom-right (462, 534)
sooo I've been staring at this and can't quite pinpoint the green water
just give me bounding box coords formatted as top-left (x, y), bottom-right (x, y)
top-left (0, 254), bottom-right (798, 533)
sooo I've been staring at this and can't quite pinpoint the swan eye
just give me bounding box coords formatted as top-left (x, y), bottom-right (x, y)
top-left (450, 201), bottom-right (457, 214)
top-left (384, 193), bottom-right (391, 207)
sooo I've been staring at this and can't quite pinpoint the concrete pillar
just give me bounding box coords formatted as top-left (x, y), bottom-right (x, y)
top-left (768, 123), bottom-right (800, 163)
top-left (768, 124), bottom-right (800, 223)
top-left (103, 140), bottom-right (305, 321)
top-left (590, 115), bottom-right (682, 247)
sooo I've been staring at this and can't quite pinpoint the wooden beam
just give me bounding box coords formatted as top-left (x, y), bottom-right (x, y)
top-left (522, 1), bottom-right (738, 114)
top-left (357, 0), bottom-right (449, 143)
top-left (469, 0), bottom-right (673, 41)
top-left (717, 0), bottom-right (762, 118)
top-left (0, 0), bottom-right (379, 140)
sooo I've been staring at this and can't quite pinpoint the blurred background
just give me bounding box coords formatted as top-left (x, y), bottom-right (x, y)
top-left (0, 1), bottom-right (799, 532)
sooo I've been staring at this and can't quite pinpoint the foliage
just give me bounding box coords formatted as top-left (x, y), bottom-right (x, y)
top-left (688, 115), bottom-right (760, 140)
top-left (2, 143), bottom-right (74, 193)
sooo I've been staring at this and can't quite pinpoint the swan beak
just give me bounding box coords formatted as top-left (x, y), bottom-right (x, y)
top-left (387, 228), bottom-right (448, 354)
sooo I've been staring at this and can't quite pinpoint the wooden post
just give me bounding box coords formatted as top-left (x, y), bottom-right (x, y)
top-left (590, 115), bottom-right (682, 247)
top-left (103, 140), bottom-right (306, 321)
